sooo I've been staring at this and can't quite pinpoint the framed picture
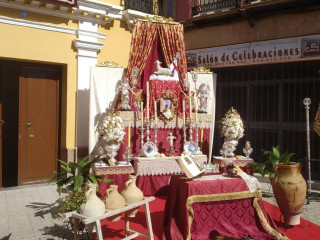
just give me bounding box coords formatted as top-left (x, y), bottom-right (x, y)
top-left (157, 89), bottom-right (177, 122)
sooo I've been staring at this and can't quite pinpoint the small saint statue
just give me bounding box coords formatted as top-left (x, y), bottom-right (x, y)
top-left (243, 141), bottom-right (253, 158)
top-left (197, 83), bottom-right (210, 113)
top-left (166, 132), bottom-right (177, 155)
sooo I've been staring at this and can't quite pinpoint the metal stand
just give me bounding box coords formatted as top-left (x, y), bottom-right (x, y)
top-left (145, 121), bottom-right (150, 142)
top-left (138, 125), bottom-right (145, 157)
top-left (194, 123), bottom-right (202, 155)
top-left (183, 124), bottom-right (187, 146)
top-left (303, 98), bottom-right (312, 204)
top-left (189, 120), bottom-right (193, 141)
top-left (154, 123), bottom-right (159, 155)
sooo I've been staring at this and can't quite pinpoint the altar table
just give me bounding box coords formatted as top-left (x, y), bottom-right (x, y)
top-left (213, 156), bottom-right (254, 175)
top-left (133, 155), bottom-right (207, 196)
top-left (94, 164), bottom-right (134, 199)
top-left (163, 174), bottom-right (287, 240)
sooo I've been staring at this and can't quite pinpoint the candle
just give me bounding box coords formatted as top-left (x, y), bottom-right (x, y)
top-left (146, 81), bottom-right (150, 121)
top-left (182, 100), bottom-right (186, 125)
top-left (128, 126), bottom-right (131, 148)
top-left (189, 88), bottom-right (192, 122)
top-left (141, 101), bottom-right (144, 126)
top-left (154, 100), bottom-right (157, 124)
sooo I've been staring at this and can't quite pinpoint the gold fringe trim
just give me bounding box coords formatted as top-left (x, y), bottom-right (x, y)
top-left (253, 198), bottom-right (290, 240)
top-left (94, 168), bottom-right (134, 175)
top-left (138, 15), bottom-right (179, 25)
top-left (185, 190), bottom-right (288, 240)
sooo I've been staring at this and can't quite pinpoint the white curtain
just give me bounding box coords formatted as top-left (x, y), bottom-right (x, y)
top-left (88, 66), bottom-right (126, 159)
top-left (187, 72), bottom-right (217, 162)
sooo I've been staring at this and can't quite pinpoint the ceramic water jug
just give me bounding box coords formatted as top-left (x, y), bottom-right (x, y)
top-left (80, 183), bottom-right (105, 218)
top-left (105, 185), bottom-right (126, 221)
top-left (271, 163), bottom-right (307, 225)
top-left (121, 175), bottom-right (144, 217)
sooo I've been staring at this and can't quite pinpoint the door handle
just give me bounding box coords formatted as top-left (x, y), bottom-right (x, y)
top-left (28, 134), bottom-right (35, 138)
top-left (27, 122), bottom-right (32, 129)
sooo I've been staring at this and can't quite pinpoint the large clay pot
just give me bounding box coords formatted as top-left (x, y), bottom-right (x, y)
top-left (105, 185), bottom-right (126, 221)
top-left (270, 163), bottom-right (307, 225)
top-left (121, 175), bottom-right (144, 218)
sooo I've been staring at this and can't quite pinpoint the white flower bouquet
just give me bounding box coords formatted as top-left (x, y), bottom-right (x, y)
top-left (99, 113), bottom-right (125, 145)
top-left (219, 107), bottom-right (244, 141)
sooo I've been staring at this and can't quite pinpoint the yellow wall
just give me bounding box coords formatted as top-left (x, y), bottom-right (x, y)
top-left (98, 19), bottom-right (132, 67)
top-left (0, 9), bottom-right (78, 148)
top-left (0, 1), bottom-right (132, 149)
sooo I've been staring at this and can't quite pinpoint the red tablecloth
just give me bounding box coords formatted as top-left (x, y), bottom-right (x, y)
top-left (94, 165), bottom-right (134, 199)
top-left (163, 174), bottom-right (287, 240)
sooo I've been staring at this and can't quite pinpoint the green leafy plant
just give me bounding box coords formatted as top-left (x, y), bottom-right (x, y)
top-left (47, 155), bottom-right (113, 195)
top-left (58, 187), bottom-right (87, 216)
top-left (248, 145), bottom-right (295, 178)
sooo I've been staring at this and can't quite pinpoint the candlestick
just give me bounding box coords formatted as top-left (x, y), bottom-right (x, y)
top-left (128, 126), bottom-right (131, 148)
top-left (154, 100), bottom-right (157, 124)
top-left (189, 88), bottom-right (192, 122)
top-left (146, 81), bottom-right (150, 121)
top-left (195, 100), bottom-right (198, 123)
top-left (141, 101), bottom-right (144, 126)
top-left (182, 100), bottom-right (186, 125)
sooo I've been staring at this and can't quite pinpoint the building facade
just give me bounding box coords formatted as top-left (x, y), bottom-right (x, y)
top-left (180, 0), bottom-right (320, 180)
top-left (0, 0), bottom-right (161, 187)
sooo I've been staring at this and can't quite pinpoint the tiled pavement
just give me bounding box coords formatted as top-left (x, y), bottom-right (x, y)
top-left (0, 178), bottom-right (319, 240)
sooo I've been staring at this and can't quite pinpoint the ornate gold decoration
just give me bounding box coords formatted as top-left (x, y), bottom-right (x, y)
top-left (181, 90), bottom-right (195, 107)
top-left (94, 167), bottom-right (134, 175)
top-left (139, 15), bottom-right (179, 25)
top-left (97, 61), bottom-right (122, 68)
top-left (184, 190), bottom-right (287, 240)
top-left (192, 67), bottom-right (212, 73)
top-left (253, 198), bottom-right (289, 240)
top-left (157, 89), bottom-right (178, 122)
top-left (130, 89), bottom-right (143, 104)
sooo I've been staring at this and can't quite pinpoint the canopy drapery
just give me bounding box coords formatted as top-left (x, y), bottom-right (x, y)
top-left (126, 19), bottom-right (188, 93)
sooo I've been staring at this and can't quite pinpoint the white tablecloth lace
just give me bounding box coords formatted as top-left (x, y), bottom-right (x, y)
top-left (133, 155), bottom-right (207, 176)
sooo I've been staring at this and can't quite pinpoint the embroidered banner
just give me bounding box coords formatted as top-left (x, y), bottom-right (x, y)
top-left (315, 102), bottom-right (320, 136)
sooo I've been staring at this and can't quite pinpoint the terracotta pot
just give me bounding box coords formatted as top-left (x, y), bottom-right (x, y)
top-left (121, 175), bottom-right (144, 218)
top-left (270, 162), bottom-right (307, 225)
top-left (105, 185), bottom-right (126, 221)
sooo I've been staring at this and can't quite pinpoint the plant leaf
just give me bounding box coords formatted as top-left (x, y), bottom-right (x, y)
top-left (94, 174), bottom-right (113, 183)
top-left (272, 146), bottom-right (280, 159)
top-left (74, 175), bottom-right (84, 190)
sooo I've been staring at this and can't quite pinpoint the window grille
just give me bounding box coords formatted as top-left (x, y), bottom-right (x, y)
top-left (213, 61), bottom-right (320, 180)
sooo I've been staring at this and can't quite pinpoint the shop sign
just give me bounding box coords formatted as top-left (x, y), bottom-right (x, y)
top-left (186, 34), bottom-right (320, 69)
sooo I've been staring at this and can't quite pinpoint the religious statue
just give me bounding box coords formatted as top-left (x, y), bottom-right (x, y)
top-left (120, 78), bottom-right (131, 111)
top-left (166, 132), bottom-right (177, 155)
top-left (197, 83), bottom-right (210, 113)
top-left (243, 141), bottom-right (253, 158)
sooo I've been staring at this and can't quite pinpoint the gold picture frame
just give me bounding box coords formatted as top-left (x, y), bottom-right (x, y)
top-left (156, 89), bottom-right (178, 122)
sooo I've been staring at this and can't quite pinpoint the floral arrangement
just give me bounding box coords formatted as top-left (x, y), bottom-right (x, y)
top-left (99, 113), bottom-right (125, 145)
top-left (219, 107), bottom-right (244, 141)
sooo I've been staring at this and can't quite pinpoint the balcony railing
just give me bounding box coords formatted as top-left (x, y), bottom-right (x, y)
top-left (192, 0), bottom-right (251, 16)
top-left (124, 0), bottom-right (164, 16)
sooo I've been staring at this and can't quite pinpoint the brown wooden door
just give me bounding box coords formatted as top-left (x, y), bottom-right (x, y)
top-left (18, 64), bottom-right (60, 185)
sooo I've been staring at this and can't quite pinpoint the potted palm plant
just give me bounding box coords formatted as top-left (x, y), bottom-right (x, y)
top-left (248, 146), bottom-right (306, 225)
top-left (48, 155), bottom-right (113, 233)
top-left (48, 155), bottom-right (113, 195)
